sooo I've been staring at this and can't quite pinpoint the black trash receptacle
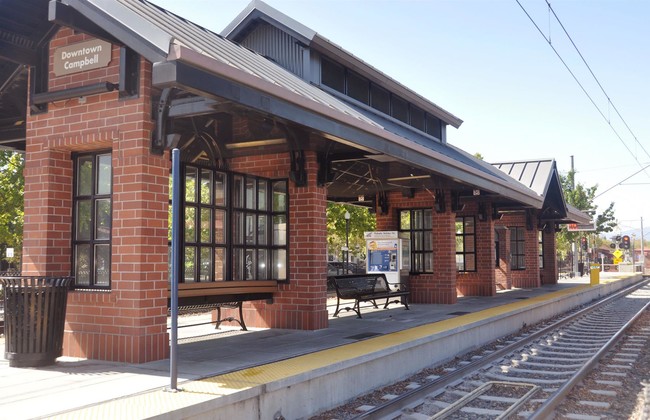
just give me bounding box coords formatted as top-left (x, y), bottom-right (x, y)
top-left (0, 276), bottom-right (72, 367)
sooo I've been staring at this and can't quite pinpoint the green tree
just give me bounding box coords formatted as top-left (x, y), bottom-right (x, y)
top-left (0, 151), bottom-right (24, 268)
top-left (556, 170), bottom-right (616, 259)
top-left (326, 202), bottom-right (376, 262)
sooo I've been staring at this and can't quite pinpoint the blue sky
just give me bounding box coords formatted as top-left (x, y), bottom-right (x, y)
top-left (152, 0), bottom-right (650, 237)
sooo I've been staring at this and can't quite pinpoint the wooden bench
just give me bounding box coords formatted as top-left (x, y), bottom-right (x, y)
top-left (328, 273), bottom-right (409, 319)
top-left (168, 280), bottom-right (277, 331)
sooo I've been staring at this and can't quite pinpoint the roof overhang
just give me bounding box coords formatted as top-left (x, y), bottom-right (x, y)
top-left (153, 44), bottom-right (543, 208)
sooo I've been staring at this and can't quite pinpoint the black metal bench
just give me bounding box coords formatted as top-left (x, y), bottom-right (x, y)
top-left (328, 273), bottom-right (409, 318)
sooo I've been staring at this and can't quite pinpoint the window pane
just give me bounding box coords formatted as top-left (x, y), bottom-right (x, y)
top-left (233, 248), bottom-right (244, 281)
top-left (456, 254), bottom-right (464, 271)
top-left (258, 214), bottom-right (268, 245)
top-left (321, 57), bottom-right (344, 93)
top-left (455, 219), bottom-right (463, 234)
top-left (456, 236), bottom-right (464, 252)
top-left (258, 180), bottom-right (267, 210)
top-left (426, 114), bottom-right (442, 139)
top-left (273, 214), bottom-right (287, 245)
top-left (465, 239), bottom-right (475, 253)
top-left (245, 249), bottom-right (255, 280)
top-left (413, 232), bottom-right (422, 251)
top-left (76, 200), bottom-right (91, 240)
top-left (465, 255), bottom-right (476, 271)
top-left (77, 156), bottom-right (93, 196)
top-left (95, 199), bottom-right (111, 240)
top-left (246, 213), bottom-right (255, 245)
top-left (258, 249), bottom-right (268, 280)
top-left (233, 175), bottom-right (244, 208)
top-left (371, 84), bottom-right (390, 114)
top-left (200, 169), bottom-right (212, 204)
top-left (273, 181), bottom-right (287, 211)
top-left (424, 232), bottom-right (432, 251)
top-left (214, 210), bottom-right (226, 244)
top-left (348, 71), bottom-right (369, 104)
top-left (184, 247), bottom-right (196, 282)
top-left (200, 208), bottom-right (211, 243)
top-left (96, 154), bottom-right (112, 195)
top-left (273, 249), bottom-right (287, 281)
top-left (464, 217), bottom-right (475, 234)
top-left (246, 178), bottom-right (256, 209)
top-left (200, 247), bottom-right (211, 281)
top-left (410, 106), bottom-right (425, 130)
top-left (75, 244), bottom-right (91, 286)
top-left (400, 210), bottom-right (411, 230)
top-left (392, 96), bottom-right (408, 123)
top-left (233, 211), bottom-right (244, 245)
top-left (185, 167), bottom-right (197, 203)
top-left (214, 172), bottom-right (226, 206)
top-left (94, 244), bottom-right (110, 286)
top-left (214, 247), bottom-right (225, 281)
top-left (185, 207), bottom-right (196, 242)
top-left (424, 253), bottom-right (433, 272)
top-left (423, 209), bottom-right (432, 229)
top-left (413, 210), bottom-right (423, 229)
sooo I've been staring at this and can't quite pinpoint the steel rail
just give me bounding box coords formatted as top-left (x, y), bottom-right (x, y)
top-left (528, 295), bottom-right (650, 419)
top-left (355, 278), bottom-right (649, 420)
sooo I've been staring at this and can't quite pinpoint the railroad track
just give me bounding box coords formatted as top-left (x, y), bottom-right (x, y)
top-left (341, 279), bottom-right (650, 420)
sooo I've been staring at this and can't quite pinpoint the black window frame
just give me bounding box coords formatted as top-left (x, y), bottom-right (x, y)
top-left (171, 163), bottom-right (289, 284)
top-left (538, 230), bottom-right (544, 269)
top-left (71, 150), bottom-right (113, 289)
top-left (510, 227), bottom-right (526, 270)
top-left (455, 216), bottom-right (476, 272)
top-left (399, 208), bottom-right (433, 274)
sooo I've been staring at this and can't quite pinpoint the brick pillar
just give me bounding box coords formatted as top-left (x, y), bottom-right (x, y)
top-left (231, 151), bottom-right (329, 330)
top-left (411, 190), bottom-right (456, 304)
top-left (541, 223), bottom-right (558, 285)
top-left (456, 202), bottom-right (496, 297)
top-left (23, 28), bottom-right (170, 362)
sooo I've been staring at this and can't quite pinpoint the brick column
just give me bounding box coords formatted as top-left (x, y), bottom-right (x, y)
top-left (540, 223), bottom-right (558, 285)
top-left (495, 226), bottom-right (511, 290)
top-left (229, 151), bottom-right (329, 330)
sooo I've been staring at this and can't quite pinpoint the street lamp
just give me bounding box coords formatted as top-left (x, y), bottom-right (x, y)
top-left (344, 211), bottom-right (351, 273)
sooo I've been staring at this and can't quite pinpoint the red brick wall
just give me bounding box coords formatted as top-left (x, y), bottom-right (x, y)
top-left (455, 201), bottom-right (496, 297)
top-left (24, 28), bottom-right (169, 363)
top-left (375, 189), bottom-right (457, 304)
top-left (495, 226), bottom-right (511, 290)
top-left (540, 222), bottom-right (558, 285)
top-left (228, 150), bottom-right (329, 330)
top-left (496, 212), bottom-right (541, 289)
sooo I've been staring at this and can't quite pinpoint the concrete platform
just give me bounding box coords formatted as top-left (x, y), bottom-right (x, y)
top-left (0, 273), bottom-right (644, 420)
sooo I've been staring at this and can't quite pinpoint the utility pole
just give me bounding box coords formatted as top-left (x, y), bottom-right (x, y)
top-left (570, 155), bottom-right (578, 277)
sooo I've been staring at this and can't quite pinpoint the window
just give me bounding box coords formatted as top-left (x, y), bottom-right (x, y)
top-left (347, 70), bottom-right (369, 104)
top-left (495, 230), bottom-right (500, 268)
top-left (455, 217), bottom-right (476, 272)
top-left (410, 105), bottom-right (425, 131)
top-left (426, 114), bottom-right (442, 139)
top-left (370, 84), bottom-right (390, 114)
top-left (72, 151), bottom-right (112, 288)
top-left (173, 164), bottom-right (289, 283)
top-left (399, 209), bottom-right (433, 273)
top-left (391, 95), bottom-right (409, 123)
top-left (321, 57), bottom-right (345, 93)
top-left (511, 227), bottom-right (525, 270)
top-left (538, 230), bottom-right (544, 269)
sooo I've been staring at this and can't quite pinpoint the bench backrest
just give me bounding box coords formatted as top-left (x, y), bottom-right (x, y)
top-left (329, 274), bottom-right (389, 298)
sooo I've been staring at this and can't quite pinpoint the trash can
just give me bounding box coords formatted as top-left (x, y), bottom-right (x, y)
top-left (589, 263), bottom-right (600, 286)
top-left (0, 276), bottom-right (72, 367)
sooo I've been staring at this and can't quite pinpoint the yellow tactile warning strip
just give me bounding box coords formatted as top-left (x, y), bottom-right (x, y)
top-left (49, 281), bottom-right (613, 419)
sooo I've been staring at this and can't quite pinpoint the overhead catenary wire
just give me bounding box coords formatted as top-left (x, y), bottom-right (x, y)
top-left (515, 0), bottom-right (649, 175)
top-left (544, 0), bottom-right (650, 163)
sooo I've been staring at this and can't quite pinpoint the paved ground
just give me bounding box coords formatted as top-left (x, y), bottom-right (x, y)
top-left (0, 273), bottom-right (638, 419)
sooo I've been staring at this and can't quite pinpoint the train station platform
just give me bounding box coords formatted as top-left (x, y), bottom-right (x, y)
top-left (0, 273), bottom-right (645, 420)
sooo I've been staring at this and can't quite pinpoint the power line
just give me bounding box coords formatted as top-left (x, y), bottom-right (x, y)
top-left (515, 0), bottom-right (649, 174)
top-left (544, 0), bottom-right (650, 163)
top-left (594, 163), bottom-right (650, 199)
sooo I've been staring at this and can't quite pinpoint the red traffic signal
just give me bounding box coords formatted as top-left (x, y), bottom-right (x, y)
top-left (580, 237), bottom-right (588, 251)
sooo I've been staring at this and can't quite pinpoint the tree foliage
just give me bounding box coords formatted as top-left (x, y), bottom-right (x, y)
top-left (556, 170), bottom-right (617, 259)
top-left (326, 202), bottom-right (376, 261)
top-left (0, 151), bottom-right (24, 266)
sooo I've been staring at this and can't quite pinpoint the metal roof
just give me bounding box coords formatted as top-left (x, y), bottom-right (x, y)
top-left (222, 0), bottom-right (464, 129)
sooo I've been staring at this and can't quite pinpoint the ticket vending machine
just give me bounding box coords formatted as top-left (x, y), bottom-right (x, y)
top-left (364, 231), bottom-right (410, 287)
